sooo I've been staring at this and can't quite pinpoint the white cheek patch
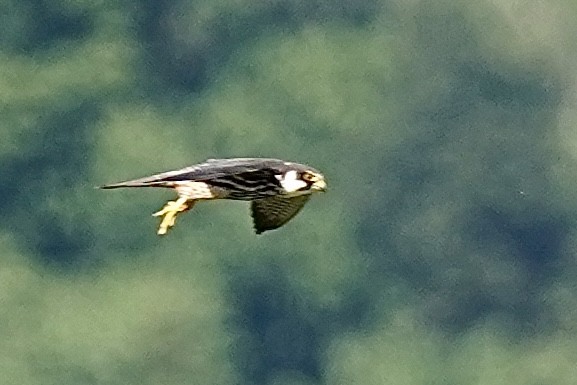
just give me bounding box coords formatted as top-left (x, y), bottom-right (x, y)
top-left (277, 170), bottom-right (308, 193)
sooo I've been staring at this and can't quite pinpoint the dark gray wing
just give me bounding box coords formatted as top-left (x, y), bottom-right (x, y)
top-left (99, 158), bottom-right (288, 189)
top-left (250, 195), bottom-right (311, 234)
top-left (99, 164), bottom-right (208, 188)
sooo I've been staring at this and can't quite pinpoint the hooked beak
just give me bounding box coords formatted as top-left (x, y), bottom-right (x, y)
top-left (312, 178), bottom-right (327, 192)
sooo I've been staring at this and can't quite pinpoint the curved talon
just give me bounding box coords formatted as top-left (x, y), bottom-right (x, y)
top-left (153, 197), bottom-right (194, 235)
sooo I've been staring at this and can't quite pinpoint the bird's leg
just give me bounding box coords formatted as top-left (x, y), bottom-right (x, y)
top-left (153, 196), bottom-right (195, 235)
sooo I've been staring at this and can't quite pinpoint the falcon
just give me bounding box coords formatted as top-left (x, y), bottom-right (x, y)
top-left (100, 158), bottom-right (327, 235)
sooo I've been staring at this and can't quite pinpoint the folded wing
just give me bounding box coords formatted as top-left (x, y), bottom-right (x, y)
top-left (250, 195), bottom-right (311, 234)
top-left (99, 158), bottom-right (285, 189)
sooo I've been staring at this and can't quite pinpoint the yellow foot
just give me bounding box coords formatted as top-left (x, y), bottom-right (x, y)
top-left (152, 197), bottom-right (194, 235)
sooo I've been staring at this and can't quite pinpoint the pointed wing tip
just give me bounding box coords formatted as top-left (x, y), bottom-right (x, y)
top-left (250, 211), bottom-right (271, 235)
top-left (97, 180), bottom-right (163, 189)
top-left (98, 183), bottom-right (129, 189)
top-left (253, 224), bottom-right (270, 235)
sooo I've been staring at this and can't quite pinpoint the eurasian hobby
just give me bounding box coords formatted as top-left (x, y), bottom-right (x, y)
top-left (100, 158), bottom-right (326, 235)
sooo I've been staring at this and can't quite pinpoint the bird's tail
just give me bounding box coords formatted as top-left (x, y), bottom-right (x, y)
top-left (99, 168), bottom-right (193, 189)
top-left (98, 178), bottom-right (167, 189)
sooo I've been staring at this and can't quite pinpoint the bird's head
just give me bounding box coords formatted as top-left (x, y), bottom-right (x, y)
top-left (276, 163), bottom-right (327, 196)
top-left (301, 170), bottom-right (327, 192)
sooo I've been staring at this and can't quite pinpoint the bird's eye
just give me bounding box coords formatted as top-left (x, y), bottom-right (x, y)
top-left (301, 172), bottom-right (317, 182)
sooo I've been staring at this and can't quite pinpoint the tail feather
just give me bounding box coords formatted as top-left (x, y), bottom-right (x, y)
top-left (99, 179), bottom-right (167, 189)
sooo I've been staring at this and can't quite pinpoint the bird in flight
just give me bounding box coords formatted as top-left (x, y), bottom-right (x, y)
top-left (100, 158), bottom-right (326, 235)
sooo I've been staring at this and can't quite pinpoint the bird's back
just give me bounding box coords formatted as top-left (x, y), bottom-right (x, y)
top-left (100, 158), bottom-right (291, 189)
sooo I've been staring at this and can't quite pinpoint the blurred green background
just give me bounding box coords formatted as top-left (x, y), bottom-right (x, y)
top-left (2, 0), bottom-right (577, 384)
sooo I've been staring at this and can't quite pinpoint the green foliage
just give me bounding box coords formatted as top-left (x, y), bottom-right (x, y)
top-left (2, 0), bottom-right (577, 384)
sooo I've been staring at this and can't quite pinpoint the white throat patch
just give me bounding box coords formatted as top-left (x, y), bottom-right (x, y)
top-left (277, 170), bottom-right (308, 195)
